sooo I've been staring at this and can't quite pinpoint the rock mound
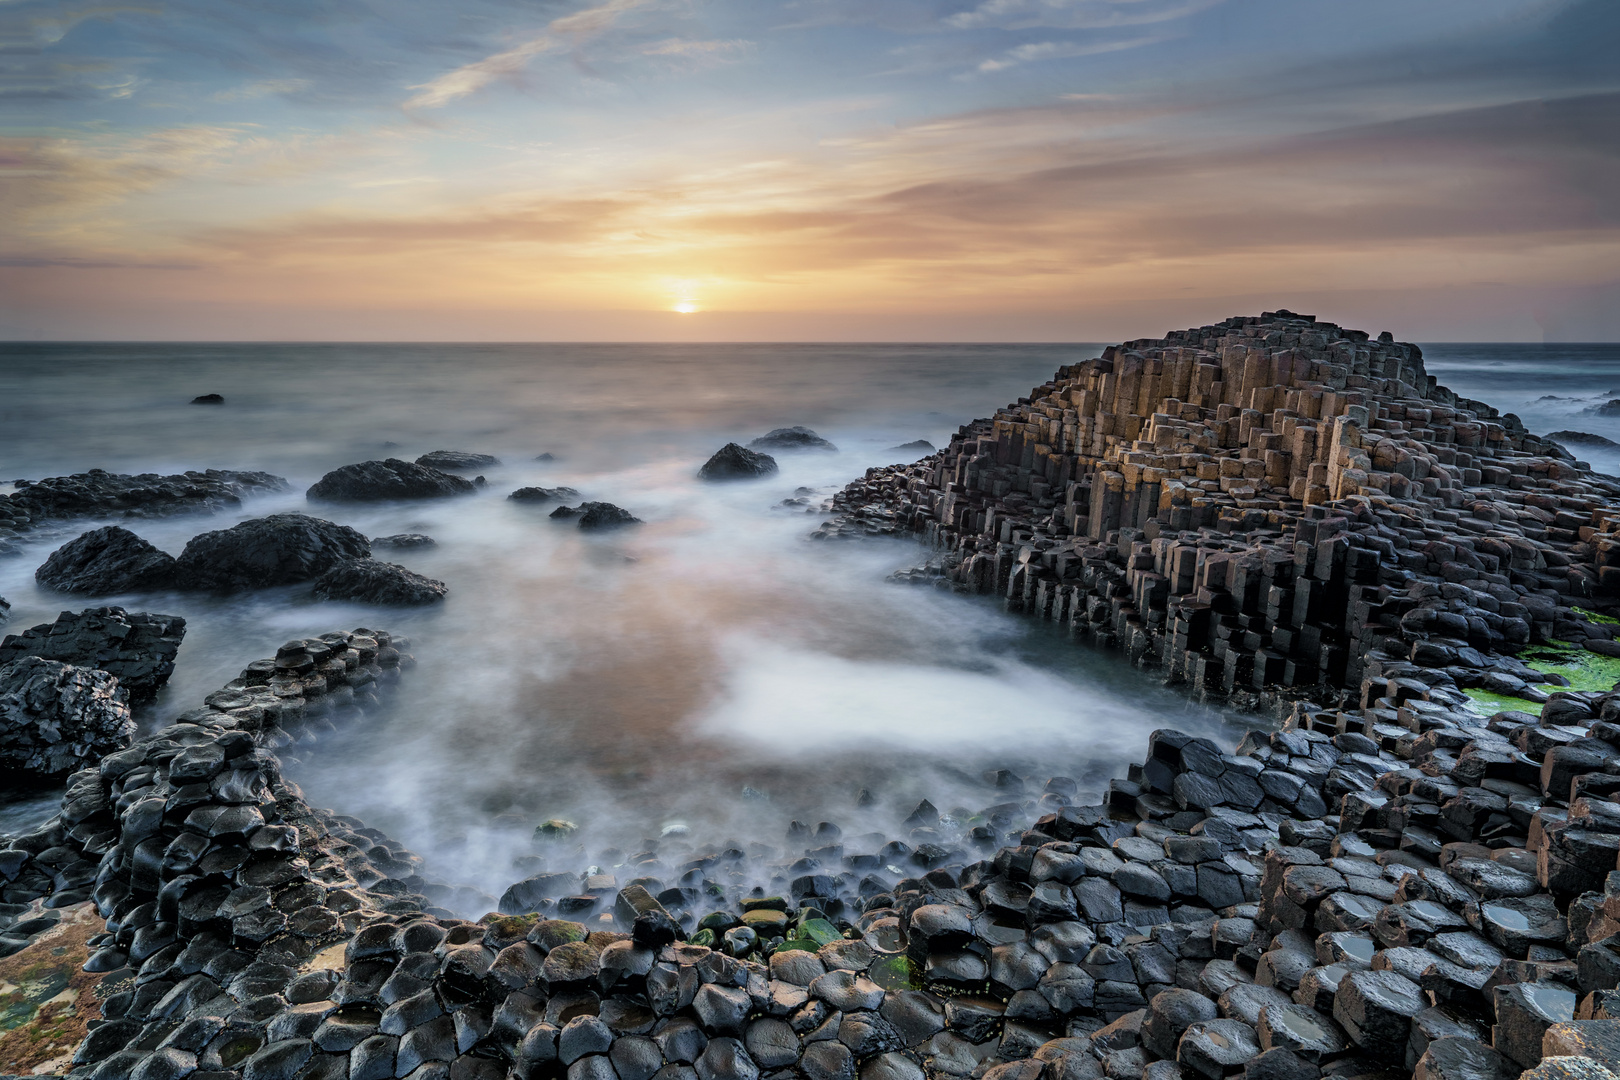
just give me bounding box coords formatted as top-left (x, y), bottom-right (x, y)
top-left (889, 439), bottom-right (935, 454)
top-left (175, 513), bottom-right (372, 592)
top-left (1549, 430), bottom-right (1618, 447)
top-left (510, 486), bottom-right (581, 503)
top-left (699, 443), bottom-right (778, 481)
top-left (35, 526), bottom-right (178, 594)
top-left (190, 393), bottom-right (224, 405)
top-left (1589, 400), bottom-right (1620, 417)
top-left (0, 656), bottom-right (132, 778)
top-left (577, 502), bottom-right (642, 530)
top-left (416, 450), bottom-right (501, 471)
top-left (750, 426), bottom-right (837, 452)
top-left (0, 608), bottom-right (185, 703)
top-left (372, 533), bottom-right (437, 549)
top-left (306, 458), bottom-right (476, 502)
top-left (1, 468), bottom-right (287, 529)
top-left (312, 559), bottom-right (448, 605)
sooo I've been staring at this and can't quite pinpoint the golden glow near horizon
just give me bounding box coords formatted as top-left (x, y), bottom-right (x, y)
top-left (0, 0), bottom-right (1614, 340)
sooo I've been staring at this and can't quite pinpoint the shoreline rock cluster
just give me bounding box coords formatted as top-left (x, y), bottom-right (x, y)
top-left (7, 316), bottom-right (1620, 1079)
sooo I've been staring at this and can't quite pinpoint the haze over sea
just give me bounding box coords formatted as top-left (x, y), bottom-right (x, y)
top-left (2, 339), bottom-right (1617, 909)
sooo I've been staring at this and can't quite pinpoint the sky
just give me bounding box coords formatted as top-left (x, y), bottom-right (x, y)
top-left (1, 0), bottom-right (1617, 341)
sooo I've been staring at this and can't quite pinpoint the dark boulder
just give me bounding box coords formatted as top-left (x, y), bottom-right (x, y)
top-left (175, 513), bottom-right (371, 592)
top-left (0, 656), bottom-right (133, 778)
top-left (511, 487), bottom-right (581, 504)
top-left (1589, 401), bottom-right (1620, 417)
top-left (2, 469), bottom-right (287, 528)
top-left (1548, 430), bottom-right (1618, 447)
top-left (416, 450), bottom-right (501, 471)
top-left (699, 444), bottom-right (778, 481)
top-left (306, 459), bottom-right (476, 502)
top-left (0, 607), bottom-right (185, 703)
top-left (749, 427), bottom-right (837, 453)
top-left (36, 526), bottom-right (178, 594)
top-left (191, 394), bottom-right (225, 405)
top-left (550, 505), bottom-right (583, 520)
top-left (312, 559), bottom-right (448, 605)
top-left (889, 440), bottom-right (935, 455)
top-left (578, 503), bottom-right (642, 530)
top-left (372, 533), bottom-right (437, 550)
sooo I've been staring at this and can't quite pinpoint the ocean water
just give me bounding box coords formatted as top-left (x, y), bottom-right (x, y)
top-left (1, 340), bottom-right (1613, 907)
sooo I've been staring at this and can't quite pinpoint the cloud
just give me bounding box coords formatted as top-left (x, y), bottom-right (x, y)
top-left (404, 0), bottom-right (655, 110)
top-left (640, 38), bottom-right (754, 59)
top-left (212, 77), bottom-right (312, 102)
top-left (946, 0), bottom-right (1225, 32)
top-left (976, 34), bottom-right (1166, 71)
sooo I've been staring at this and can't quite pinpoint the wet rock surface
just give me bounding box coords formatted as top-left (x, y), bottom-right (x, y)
top-left (0, 655), bottom-right (132, 778)
top-left (0, 469), bottom-right (287, 537)
top-left (0, 607), bottom-right (185, 703)
top-left (306, 459), bottom-right (477, 502)
top-left (370, 533), bottom-right (437, 550)
top-left (311, 559), bottom-right (448, 605)
top-left (35, 526), bottom-right (179, 595)
top-left (175, 514), bottom-right (372, 593)
top-left (700, 445), bottom-right (779, 481)
top-left (750, 428), bottom-right (838, 453)
top-left (511, 487), bottom-right (582, 504)
top-left (415, 451), bottom-right (501, 471)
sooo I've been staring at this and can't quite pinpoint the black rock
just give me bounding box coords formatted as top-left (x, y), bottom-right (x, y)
top-left (536, 453), bottom-right (557, 462)
top-left (576, 503), bottom-right (642, 530)
top-left (36, 526), bottom-right (178, 594)
top-left (510, 487), bottom-right (582, 504)
top-left (415, 451), bottom-right (501, 471)
top-left (306, 459), bottom-right (476, 502)
top-left (550, 506), bottom-right (583, 520)
top-left (175, 513), bottom-right (372, 592)
top-left (311, 559), bottom-right (448, 605)
top-left (2, 469), bottom-right (287, 528)
top-left (699, 444), bottom-right (778, 481)
top-left (191, 394), bottom-right (225, 405)
top-left (0, 655), bottom-right (133, 778)
top-left (0, 607), bottom-right (185, 703)
top-left (888, 441), bottom-right (935, 455)
top-left (749, 428), bottom-right (837, 453)
top-left (371, 534), bottom-right (437, 550)
top-left (1548, 430), bottom-right (1619, 447)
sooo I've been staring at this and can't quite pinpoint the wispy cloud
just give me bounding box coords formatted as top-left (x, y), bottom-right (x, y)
top-left (976, 34), bottom-right (1167, 72)
top-left (641, 38), bottom-right (754, 60)
top-left (404, 0), bottom-right (655, 110)
top-left (946, 0), bottom-right (1226, 32)
top-left (212, 77), bottom-right (312, 102)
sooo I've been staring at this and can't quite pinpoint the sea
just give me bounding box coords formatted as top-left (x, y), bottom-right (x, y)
top-left (1, 340), bottom-right (1616, 909)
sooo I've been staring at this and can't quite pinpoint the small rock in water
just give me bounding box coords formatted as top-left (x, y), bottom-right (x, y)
top-left (1548, 430), bottom-right (1618, 447)
top-left (536, 452), bottom-right (557, 462)
top-left (888, 440), bottom-right (935, 454)
top-left (750, 427), bottom-right (837, 452)
top-left (700, 443), bottom-right (778, 481)
top-left (190, 393), bottom-right (224, 405)
top-left (1588, 400), bottom-right (1620, 417)
top-left (511, 486), bottom-right (582, 504)
top-left (313, 558), bottom-right (447, 604)
top-left (35, 525), bottom-right (178, 594)
top-left (416, 450), bottom-right (501, 470)
top-left (372, 533), bottom-right (437, 549)
top-left (577, 502), bottom-right (642, 530)
top-left (0, 655), bottom-right (133, 778)
top-left (306, 458), bottom-right (477, 502)
top-left (550, 505), bottom-right (583, 520)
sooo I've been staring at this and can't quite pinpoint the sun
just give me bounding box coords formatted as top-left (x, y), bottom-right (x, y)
top-left (673, 300), bottom-right (698, 314)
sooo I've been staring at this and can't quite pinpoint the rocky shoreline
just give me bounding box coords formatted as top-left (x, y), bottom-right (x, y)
top-left (5, 313), bottom-right (1620, 1080)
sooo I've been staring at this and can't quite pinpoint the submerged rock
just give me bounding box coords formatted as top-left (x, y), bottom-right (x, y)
top-left (174, 513), bottom-right (371, 592)
top-left (550, 505), bottom-right (582, 520)
top-left (312, 558), bottom-right (448, 605)
top-left (750, 427), bottom-right (837, 452)
top-left (190, 393), bottom-right (224, 404)
top-left (0, 607), bottom-right (185, 703)
top-left (35, 525), bottom-right (178, 594)
top-left (372, 533), bottom-right (437, 549)
top-left (1548, 430), bottom-right (1618, 447)
top-left (416, 450), bottom-right (501, 471)
top-left (1, 468), bottom-right (287, 529)
top-left (578, 502), bottom-right (641, 530)
top-left (510, 486), bottom-right (582, 504)
top-left (0, 656), bottom-right (132, 778)
top-left (306, 458), bottom-right (476, 502)
top-left (889, 440), bottom-right (935, 455)
top-left (700, 444), bottom-right (779, 481)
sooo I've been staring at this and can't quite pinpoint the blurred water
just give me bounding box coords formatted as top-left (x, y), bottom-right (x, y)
top-left (7, 340), bottom-right (1605, 904)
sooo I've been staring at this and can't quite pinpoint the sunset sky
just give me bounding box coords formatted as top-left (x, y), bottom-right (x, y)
top-left (2, 0), bottom-right (1616, 341)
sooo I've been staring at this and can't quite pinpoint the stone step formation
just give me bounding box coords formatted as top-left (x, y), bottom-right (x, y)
top-left (817, 311), bottom-right (1620, 713)
top-left (8, 312), bottom-right (1620, 1080)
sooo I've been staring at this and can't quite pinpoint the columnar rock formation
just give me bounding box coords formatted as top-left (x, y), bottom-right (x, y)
top-left (820, 311), bottom-right (1620, 710)
top-left (0, 607), bottom-right (186, 703)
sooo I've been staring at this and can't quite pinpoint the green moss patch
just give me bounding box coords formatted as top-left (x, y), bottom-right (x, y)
top-left (1463, 688), bottom-right (1542, 718)
top-left (868, 954), bottom-right (923, 992)
top-left (1574, 607), bottom-right (1620, 626)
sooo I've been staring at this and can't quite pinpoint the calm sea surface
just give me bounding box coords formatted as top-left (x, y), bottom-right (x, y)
top-left (0, 340), bottom-right (1614, 904)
